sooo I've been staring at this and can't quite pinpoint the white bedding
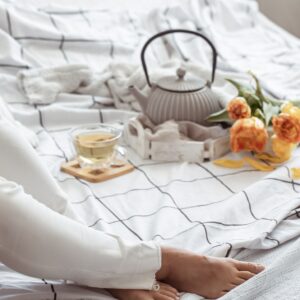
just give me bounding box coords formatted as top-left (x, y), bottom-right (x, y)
top-left (1, 0), bottom-right (300, 299)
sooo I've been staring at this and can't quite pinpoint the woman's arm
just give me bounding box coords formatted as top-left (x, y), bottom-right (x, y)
top-left (0, 177), bottom-right (161, 290)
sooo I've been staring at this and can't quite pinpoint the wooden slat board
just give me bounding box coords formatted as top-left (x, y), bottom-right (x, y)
top-left (61, 160), bottom-right (134, 183)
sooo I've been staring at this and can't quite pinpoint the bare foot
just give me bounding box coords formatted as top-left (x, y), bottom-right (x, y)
top-left (156, 247), bottom-right (265, 299)
top-left (108, 282), bottom-right (180, 300)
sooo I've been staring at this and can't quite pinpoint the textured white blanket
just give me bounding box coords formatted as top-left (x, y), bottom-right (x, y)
top-left (1, 0), bottom-right (300, 299)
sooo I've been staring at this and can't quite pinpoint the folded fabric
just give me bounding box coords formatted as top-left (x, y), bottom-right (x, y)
top-left (17, 60), bottom-right (248, 110)
top-left (137, 114), bottom-right (227, 142)
top-left (0, 97), bottom-right (38, 148)
top-left (17, 64), bottom-right (94, 105)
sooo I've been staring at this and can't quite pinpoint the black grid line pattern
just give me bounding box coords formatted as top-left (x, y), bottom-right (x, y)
top-left (39, 8), bottom-right (110, 15)
top-left (43, 128), bottom-right (300, 247)
top-left (37, 108), bottom-right (144, 241)
top-left (5, 8), bottom-right (12, 35)
top-left (40, 125), bottom-right (296, 238)
top-left (3, 0), bottom-right (300, 242)
top-left (41, 279), bottom-right (57, 300)
top-left (2, 4), bottom-right (137, 71)
top-left (47, 14), bottom-right (69, 63)
top-left (19, 105), bottom-right (300, 253)
top-left (2, 0), bottom-right (300, 299)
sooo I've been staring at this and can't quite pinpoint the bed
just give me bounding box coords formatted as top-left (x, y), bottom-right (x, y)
top-left (1, 0), bottom-right (300, 299)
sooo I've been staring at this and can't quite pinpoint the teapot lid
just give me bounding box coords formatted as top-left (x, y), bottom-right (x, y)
top-left (157, 68), bottom-right (207, 93)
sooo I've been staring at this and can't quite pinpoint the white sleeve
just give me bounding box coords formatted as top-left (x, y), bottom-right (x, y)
top-left (0, 119), bottom-right (79, 221)
top-left (0, 178), bottom-right (161, 290)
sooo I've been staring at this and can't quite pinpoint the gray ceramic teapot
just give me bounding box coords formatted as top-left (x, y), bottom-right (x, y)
top-left (129, 29), bottom-right (222, 125)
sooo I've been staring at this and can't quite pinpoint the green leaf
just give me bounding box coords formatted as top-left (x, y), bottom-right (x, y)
top-left (248, 71), bottom-right (269, 104)
top-left (226, 78), bottom-right (262, 111)
top-left (263, 102), bottom-right (280, 126)
top-left (290, 99), bottom-right (300, 107)
top-left (253, 108), bottom-right (265, 124)
top-left (267, 98), bottom-right (284, 106)
top-left (245, 92), bottom-right (261, 108)
top-left (266, 98), bottom-right (300, 108)
top-left (206, 108), bottom-right (231, 123)
top-left (226, 78), bottom-right (254, 98)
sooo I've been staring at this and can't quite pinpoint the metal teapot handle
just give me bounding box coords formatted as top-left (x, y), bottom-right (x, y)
top-left (141, 29), bottom-right (217, 87)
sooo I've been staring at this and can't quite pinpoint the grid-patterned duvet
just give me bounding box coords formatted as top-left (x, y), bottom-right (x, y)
top-left (1, 0), bottom-right (300, 299)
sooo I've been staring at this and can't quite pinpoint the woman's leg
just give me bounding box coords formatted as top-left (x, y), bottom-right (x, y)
top-left (0, 120), bottom-right (80, 221)
top-left (156, 247), bottom-right (264, 299)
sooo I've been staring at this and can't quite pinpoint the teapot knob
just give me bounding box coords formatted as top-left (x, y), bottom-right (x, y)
top-left (176, 68), bottom-right (186, 80)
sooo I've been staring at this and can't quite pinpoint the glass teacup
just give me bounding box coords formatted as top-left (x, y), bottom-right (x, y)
top-left (70, 124), bottom-right (123, 169)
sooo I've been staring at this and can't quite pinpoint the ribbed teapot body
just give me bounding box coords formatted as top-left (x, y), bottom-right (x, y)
top-left (145, 87), bottom-right (222, 125)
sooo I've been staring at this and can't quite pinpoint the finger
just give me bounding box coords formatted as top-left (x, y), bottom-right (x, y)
top-left (143, 295), bottom-right (155, 300)
top-left (153, 293), bottom-right (177, 300)
top-left (158, 282), bottom-right (179, 295)
top-left (235, 261), bottom-right (264, 274)
top-left (232, 277), bottom-right (246, 285)
top-left (159, 289), bottom-right (179, 299)
top-left (238, 271), bottom-right (256, 280)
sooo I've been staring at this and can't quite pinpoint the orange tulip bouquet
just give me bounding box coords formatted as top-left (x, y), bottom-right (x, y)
top-left (207, 73), bottom-right (300, 173)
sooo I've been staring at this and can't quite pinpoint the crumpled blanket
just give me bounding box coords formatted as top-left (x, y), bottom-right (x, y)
top-left (17, 60), bottom-right (241, 111)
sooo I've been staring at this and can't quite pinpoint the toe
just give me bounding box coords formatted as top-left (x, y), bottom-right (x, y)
top-left (235, 261), bottom-right (264, 274)
top-left (221, 283), bottom-right (238, 294)
top-left (218, 291), bottom-right (227, 298)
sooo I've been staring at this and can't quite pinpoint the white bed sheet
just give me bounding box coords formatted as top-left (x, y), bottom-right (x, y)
top-left (1, 0), bottom-right (300, 299)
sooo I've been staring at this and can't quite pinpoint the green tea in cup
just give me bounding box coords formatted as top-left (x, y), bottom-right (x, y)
top-left (71, 124), bottom-right (122, 169)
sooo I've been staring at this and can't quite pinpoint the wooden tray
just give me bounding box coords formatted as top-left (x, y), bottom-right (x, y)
top-left (61, 160), bottom-right (134, 183)
top-left (123, 117), bottom-right (230, 163)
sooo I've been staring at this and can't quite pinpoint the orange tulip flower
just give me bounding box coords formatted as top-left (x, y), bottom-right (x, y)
top-left (230, 117), bottom-right (268, 153)
top-left (227, 97), bottom-right (251, 120)
top-left (272, 113), bottom-right (300, 143)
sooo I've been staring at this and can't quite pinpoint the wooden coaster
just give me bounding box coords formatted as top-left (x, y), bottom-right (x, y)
top-left (61, 160), bottom-right (134, 183)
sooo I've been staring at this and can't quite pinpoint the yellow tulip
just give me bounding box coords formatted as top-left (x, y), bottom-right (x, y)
top-left (281, 102), bottom-right (300, 119)
top-left (291, 168), bottom-right (300, 179)
top-left (271, 134), bottom-right (296, 160)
